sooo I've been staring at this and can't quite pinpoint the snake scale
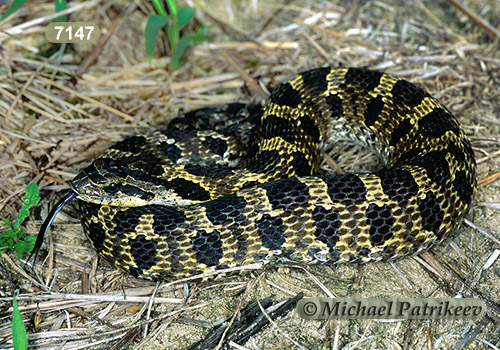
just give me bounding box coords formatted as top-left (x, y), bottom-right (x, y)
top-left (38, 67), bottom-right (476, 280)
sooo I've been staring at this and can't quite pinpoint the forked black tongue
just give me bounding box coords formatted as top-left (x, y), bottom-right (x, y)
top-left (26, 191), bottom-right (78, 267)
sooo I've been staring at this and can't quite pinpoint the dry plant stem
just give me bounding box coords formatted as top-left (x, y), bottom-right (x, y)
top-left (402, 319), bottom-right (419, 350)
top-left (207, 41), bottom-right (298, 50)
top-left (44, 229), bottom-right (54, 287)
top-left (290, 265), bottom-right (336, 298)
top-left (476, 149), bottom-right (500, 164)
top-left (142, 282), bottom-right (160, 339)
top-left (76, 17), bottom-right (124, 77)
top-left (38, 77), bottom-right (135, 121)
top-left (477, 171), bottom-right (500, 187)
top-left (417, 252), bottom-right (500, 323)
top-left (81, 267), bottom-right (89, 294)
top-left (453, 316), bottom-right (495, 350)
top-left (160, 263), bottom-right (262, 287)
top-left (264, 274), bottom-right (299, 296)
top-left (134, 284), bottom-right (191, 348)
top-left (353, 263), bottom-right (365, 288)
top-left (464, 219), bottom-right (500, 246)
top-left (214, 276), bottom-right (261, 350)
top-left (108, 327), bottom-right (141, 350)
top-left (218, 50), bottom-right (268, 99)
top-left (477, 202), bottom-right (500, 210)
top-left (67, 307), bottom-right (119, 329)
top-left (0, 86), bottom-right (70, 125)
top-left (255, 297), bottom-right (307, 350)
top-left (449, 0), bottom-right (500, 38)
top-left (6, 293), bottom-right (182, 312)
top-left (1, 253), bottom-right (47, 290)
top-left (24, 85), bottom-right (97, 120)
top-left (6, 66), bottom-right (38, 123)
top-left (301, 31), bottom-right (334, 64)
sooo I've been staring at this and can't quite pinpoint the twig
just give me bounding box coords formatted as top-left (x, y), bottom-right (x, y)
top-left (143, 282), bottom-right (160, 339)
top-left (417, 252), bottom-right (500, 323)
top-left (255, 295), bottom-right (306, 350)
top-left (67, 307), bottom-right (119, 329)
top-left (477, 171), bottom-right (500, 187)
top-left (4, 292), bottom-right (182, 311)
top-left (0, 253), bottom-right (47, 290)
top-left (464, 218), bottom-right (500, 246)
top-left (38, 76), bottom-right (135, 121)
top-left (452, 316), bottom-right (495, 350)
top-left (302, 31), bottom-right (334, 64)
top-left (449, 0), bottom-right (500, 38)
top-left (219, 50), bottom-right (268, 99)
top-left (77, 17), bottom-right (123, 77)
top-left (207, 41), bottom-right (298, 50)
top-left (108, 327), bottom-right (141, 350)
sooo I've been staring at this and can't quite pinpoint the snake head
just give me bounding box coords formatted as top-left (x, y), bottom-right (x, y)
top-left (69, 158), bottom-right (161, 206)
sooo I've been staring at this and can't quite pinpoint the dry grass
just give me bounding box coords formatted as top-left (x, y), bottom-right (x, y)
top-left (0, 0), bottom-right (499, 349)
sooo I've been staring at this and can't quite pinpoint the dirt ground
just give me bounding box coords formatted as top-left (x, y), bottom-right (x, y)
top-left (0, 0), bottom-right (499, 349)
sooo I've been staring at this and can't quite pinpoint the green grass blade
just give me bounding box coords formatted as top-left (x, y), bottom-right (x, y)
top-left (0, 0), bottom-right (28, 22)
top-left (177, 7), bottom-right (196, 31)
top-left (165, 0), bottom-right (178, 16)
top-left (12, 296), bottom-right (27, 350)
top-left (55, 0), bottom-right (68, 22)
top-left (151, 0), bottom-right (167, 17)
top-left (15, 183), bottom-right (40, 231)
top-left (145, 14), bottom-right (169, 64)
top-left (166, 16), bottom-right (178, 51)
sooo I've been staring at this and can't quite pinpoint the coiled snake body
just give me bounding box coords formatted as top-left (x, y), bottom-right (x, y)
top-left (40, 67), bottom-right (476, 280)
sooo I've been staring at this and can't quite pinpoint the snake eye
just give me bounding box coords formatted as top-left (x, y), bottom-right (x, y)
top-left (106, 182), bottom-right (119, 194)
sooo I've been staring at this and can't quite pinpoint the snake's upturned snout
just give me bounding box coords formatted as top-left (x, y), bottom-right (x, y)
top-left (69, 171), bottom-right (89, 193)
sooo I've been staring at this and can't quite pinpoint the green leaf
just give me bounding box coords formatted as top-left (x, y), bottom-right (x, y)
top-left (25, 236), bottom-right (37, 243)
top-left (145, 14), bottom-right (169, 64)
top-left (12, 296), bottom-right (27, 350)
top-left (54, 0), bottom-right (68, 22)
top-left (3, 218), bottom-right (14, 230)
top-left (15, 183), bottom-right (40, 231)
top-left (166, 17), bottom-right (177, 51)
top-left (2, 230), bottom-right (18, 239)
top-left (168, 26), bottom-right (212, 71)
top-left (0, 183), bottom-right (40, 258)
top-left (177, 7), bottom-right (196, 31)
top-left (0, 234), bottom-right (14, 246)
top-left (0, 236), bottom-right (13, 252)
top-left (0, 0), bottom-right (28, 22)
top-left (0, 230), bottom-right (14, 246)
top-left (169, 36), bottom-right (191, 71)
top-left (189, 25), bottom-right (213, 44)
top-left (13, 241), bottom-right (32, 259)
